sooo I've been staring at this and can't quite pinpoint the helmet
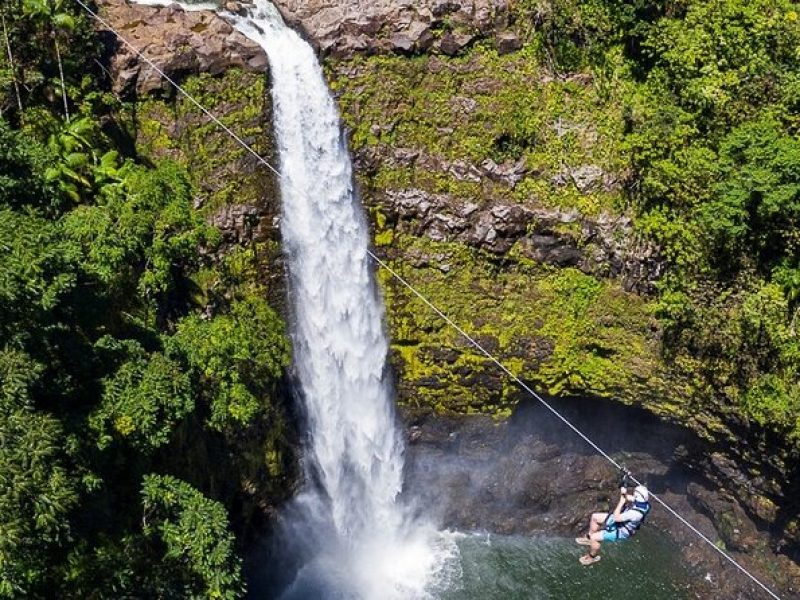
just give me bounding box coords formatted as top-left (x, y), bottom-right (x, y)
top-left (634, 485), bottom-right (649, 503)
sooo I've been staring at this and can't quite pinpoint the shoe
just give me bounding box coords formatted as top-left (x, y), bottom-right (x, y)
top-left (579, 554), bottom-right (601, 566)
top-left (575, 536), bottom-right (591, 546)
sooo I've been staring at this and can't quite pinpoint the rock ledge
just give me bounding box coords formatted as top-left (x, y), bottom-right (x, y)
top-left (97, 0), bottom-right (267, 97)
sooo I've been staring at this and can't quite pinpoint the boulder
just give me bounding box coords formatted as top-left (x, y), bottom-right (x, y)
top-left (496, 30), bottom-right (522, 54)
top-left (271, 0), bottom-right (512, 57)
top-left (439, 31), bottom-right (475, 56)
top-left (96, 0), bottom-right (267, 97)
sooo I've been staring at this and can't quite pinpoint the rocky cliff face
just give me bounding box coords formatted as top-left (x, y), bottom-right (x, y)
top-left (373, 187), bottom-right (660, 291)
top-left (97, 0), bottom-right (267, 97)
top-left (272, 0), bottom-right (519, 57)
top-left (97, 1), bottom-right (277, 220)
top-left (405, 401), bottom-right (800, 599)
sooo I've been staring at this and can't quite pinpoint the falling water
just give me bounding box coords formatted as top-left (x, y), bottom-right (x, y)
top-left (228, 2), bottom-right (456, 597)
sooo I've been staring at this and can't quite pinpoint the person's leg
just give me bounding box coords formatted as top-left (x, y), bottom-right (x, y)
top-left (577, 511), bottom-right (609, 546)
top-left (588, 531), bottom-right (604, 556)
top-left (589, 512), bottom-right (609, 534)
top-left (580, 531), bottom-right (606, 564)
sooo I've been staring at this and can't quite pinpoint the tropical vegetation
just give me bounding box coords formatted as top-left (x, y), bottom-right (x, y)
top-left (0, 2), bottom-right (289, 596)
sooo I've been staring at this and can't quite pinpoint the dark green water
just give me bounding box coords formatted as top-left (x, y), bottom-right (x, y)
top-left (433, 530), bottom-right (694, 600)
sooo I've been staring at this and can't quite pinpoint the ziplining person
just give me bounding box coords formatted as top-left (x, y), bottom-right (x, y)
top-left (575, 475), bottom-right (651, 566)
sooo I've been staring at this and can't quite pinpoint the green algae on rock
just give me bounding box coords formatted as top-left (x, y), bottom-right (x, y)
top-left (133, 69), bottom-right (276, 214)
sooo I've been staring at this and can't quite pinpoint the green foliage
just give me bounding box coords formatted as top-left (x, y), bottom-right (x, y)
top-left (0, 0), bottom-right (101, 124)
top-left (90, 340), bottom-right (194, 451)
top-left (141, 474), bottom-right (244, 600)
top-left (742, 375), bottom-right (800, 440)
top-left (701, 117), bottom-right (800, 271)
top-left (135, 69), bottom-right (272, 213)
top-left (376, 233), bottom-right (664, 414)
top-left (773, 263), bottom-right (800, 309)
top-left (0, 208), bottom-right (79, 340)
top-left (0, 8), bottom-right (277, 598)
top-left (0, 408), bottom-right (78, 598)
top-left (739, 283), bottom-right (799, 372)
top-left (172, 297), bottom-right (290, 430)
top-left (0, 348), bottom-right (43, 412)
top-left (43, 116), bottom-right (103, 206)
top-left (0, 120), bottom-right (51, 209)
top-left (63, 160), bottom-right (220, 300)
top-left (644, 0), bottom-right (799, 124)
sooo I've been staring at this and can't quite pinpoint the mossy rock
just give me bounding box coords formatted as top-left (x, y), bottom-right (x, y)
top-left (376, 232), bottom-right (680, 417)
top-left (132, 69), bottom-right (277, 215)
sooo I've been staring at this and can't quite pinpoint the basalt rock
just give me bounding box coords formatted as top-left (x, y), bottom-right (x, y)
top-left (208, 203), bottom-right (268, 251)
top-left (550, 164), bottom-right (623, 194)
top-left (270, 0), bottom-right (513, 57)
top-left (96, 0), bottom-right (267, 97)
top-left (496, 30), bottom-right (522, 54)
top-left (381, 188), bottom-right (663, 292)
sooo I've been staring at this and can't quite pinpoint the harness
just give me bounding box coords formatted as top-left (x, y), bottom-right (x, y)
top-left (606, 501), bottom-right (651, 538)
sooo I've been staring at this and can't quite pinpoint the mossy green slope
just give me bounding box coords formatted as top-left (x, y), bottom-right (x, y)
top-left (133, 69), bottom-right (275, 213)
top-left (330, 44), bottom-right (631, 216)
top-left (327, 44), bottom-right (666, 418)
top-left (378, 233), bottom-right (683, 419)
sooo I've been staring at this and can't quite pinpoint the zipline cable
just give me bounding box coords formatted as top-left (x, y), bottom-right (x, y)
top-left (72, 2), bottom-right (783, 597)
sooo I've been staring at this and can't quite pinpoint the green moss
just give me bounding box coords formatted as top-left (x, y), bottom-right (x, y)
top-left (133, 69), bottom-right (274, 214)
top-left (329, 42), bottom-right (631, 215)
top-left (377, 232), bottom-right (677, 416)
top-left (323, 37), bottom-right (707, 421)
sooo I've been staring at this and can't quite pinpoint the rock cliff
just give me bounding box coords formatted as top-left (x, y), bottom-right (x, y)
top-left (96, 0), bottom-right (267, 97)
top-left (272, 0), bottom-right (517, 56)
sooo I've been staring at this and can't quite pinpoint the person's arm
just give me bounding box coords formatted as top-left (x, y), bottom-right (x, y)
top-left (613, 488), bottom-right (633, 521)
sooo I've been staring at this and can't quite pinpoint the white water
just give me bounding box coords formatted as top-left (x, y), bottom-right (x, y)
top-left (227, 2), bottom-right (457, 598)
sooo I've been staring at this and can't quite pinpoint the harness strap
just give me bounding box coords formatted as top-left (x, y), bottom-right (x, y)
top-left (606, 503), bottom-right (651, 537)
top-left (623, 503), bottom-right (651, 535)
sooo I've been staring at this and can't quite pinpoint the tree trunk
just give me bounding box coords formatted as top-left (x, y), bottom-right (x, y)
top-left (1, 12), bottom-right (23, 119)
top-left (53, 31), bottom-right (69, 122)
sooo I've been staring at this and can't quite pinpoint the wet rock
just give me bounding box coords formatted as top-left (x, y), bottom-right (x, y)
top-left (687, 483), bottom-right (762, 553)
top-left (96, 0), bottom-right (267, 97)
top-left (223, 1), bottom-right (246, 15)
top-left (402, 405), bottom-right (795, 599)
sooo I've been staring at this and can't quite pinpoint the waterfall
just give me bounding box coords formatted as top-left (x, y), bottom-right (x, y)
top-left (228, 2), bottom-right (456, 597)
